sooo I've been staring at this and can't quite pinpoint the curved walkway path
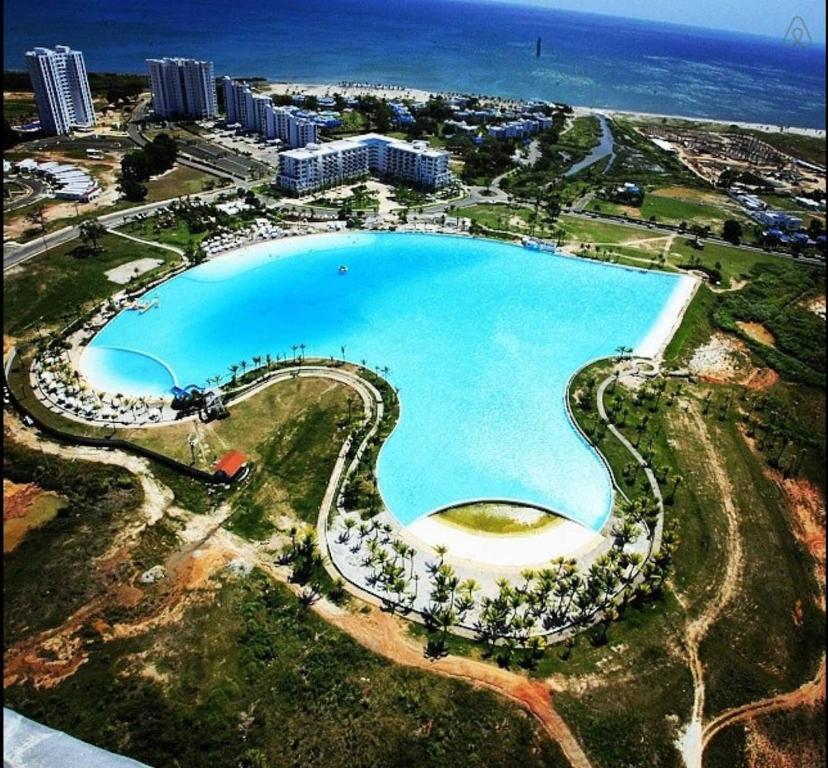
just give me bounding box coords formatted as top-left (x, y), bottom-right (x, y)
top-left (106, 228), bottom-right (185, 256)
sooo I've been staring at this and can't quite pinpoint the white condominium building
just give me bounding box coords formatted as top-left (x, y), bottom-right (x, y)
top-left (277, 139), bottom-right (369, 194)
top-left (277, 133), bottom-right (452, 194)
top-left (26, 45), bottom-right (95, 136)
top-left (222, 78), bottom-right (318, 147)
top-left (147, 58), bottom-right (217, 119)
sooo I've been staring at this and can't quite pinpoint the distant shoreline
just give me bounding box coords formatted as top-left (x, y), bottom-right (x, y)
top-left (265, 79), bottom-right (827, 138)
top-left (3, 69), bottom-right (824, 138)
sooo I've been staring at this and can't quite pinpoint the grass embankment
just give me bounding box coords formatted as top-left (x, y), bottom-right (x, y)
top-left (128, 376), bottom-right (353, 538)
top-left (437, 504), bottom-right (563, 534)
top-left (3, 232), bottom-right (180, 337)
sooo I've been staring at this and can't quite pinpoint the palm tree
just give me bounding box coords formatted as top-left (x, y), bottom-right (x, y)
top-left (228, 363), bottom-right (239, 383)
top-left (340, 344), bottom-right (346, 362)
top-left (291, 344), bottom-right (298, 362)
top-left (299, 343), bottom-right (306, 361)
top-left (239, 360), bottom-right (248, 376)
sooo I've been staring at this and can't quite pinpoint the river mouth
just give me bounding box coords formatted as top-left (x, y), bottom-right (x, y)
top-left (81, 231), bottom-right (690, 532)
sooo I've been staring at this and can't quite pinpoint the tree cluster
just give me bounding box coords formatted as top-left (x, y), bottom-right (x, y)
top-left (118, 133), bottom-right (178, 201)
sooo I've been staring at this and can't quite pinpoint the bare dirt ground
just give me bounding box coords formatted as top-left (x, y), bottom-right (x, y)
top-left (736, 321), bottom-right (776, 348)
top-left (3, 480), bottom-right (43, 521)
top-left (3, 480), bottom-right (62, 553)
top-left (688, 333), bottom-right (778, 390)
top-left (804, 296), bottom-right (826, 320)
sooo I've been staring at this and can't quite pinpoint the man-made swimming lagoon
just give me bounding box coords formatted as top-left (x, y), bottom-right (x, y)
top-left (80, 232), bottom-right (694, 532)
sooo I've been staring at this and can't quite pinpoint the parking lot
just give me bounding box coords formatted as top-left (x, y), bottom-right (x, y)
top-left (197, 123), bottom-right (281, 168)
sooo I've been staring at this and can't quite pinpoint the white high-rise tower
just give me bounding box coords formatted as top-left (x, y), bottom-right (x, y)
top-left (26, 45), bottom-right (96, 136)
top-left (146, 58), bottom-right (217, 119)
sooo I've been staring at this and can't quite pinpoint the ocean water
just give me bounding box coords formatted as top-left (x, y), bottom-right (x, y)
top-left (81, 233), bottom-right (689, 531)
top-left (3, 0), bottom-right (825, 127)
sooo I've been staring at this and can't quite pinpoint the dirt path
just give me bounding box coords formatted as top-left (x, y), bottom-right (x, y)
top-left (702, 655), bottom-right (825, 749)
top-left (5, 416), bottom-right (173, 534)
top-left (671, 403), bottom-right (744, 768)
top-left (5, 418), bottom-right (592, 768)
top-left (315, 604), bottom-right (594, 768)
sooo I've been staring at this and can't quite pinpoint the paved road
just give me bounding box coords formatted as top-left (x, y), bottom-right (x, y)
top-left (2, 184), bottom-right (255, 272)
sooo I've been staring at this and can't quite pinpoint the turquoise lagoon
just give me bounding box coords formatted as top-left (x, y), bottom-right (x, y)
top-left (81, 233), bottom-right (691, 531)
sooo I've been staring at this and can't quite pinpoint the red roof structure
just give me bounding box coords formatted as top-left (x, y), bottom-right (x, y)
top-left (213, 450), bottom-right (249, 481)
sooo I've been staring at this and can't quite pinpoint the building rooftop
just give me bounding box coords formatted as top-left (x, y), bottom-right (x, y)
top-left (214, 450), bottom-right (249, 480)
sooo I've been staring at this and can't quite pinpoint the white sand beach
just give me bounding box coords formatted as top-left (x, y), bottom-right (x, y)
top-left (404, 513), bottom-right (604, 568)
top-left (263, 80), bottom-right (825, 137)
top-left (635, 275), bottom-right (699, 359)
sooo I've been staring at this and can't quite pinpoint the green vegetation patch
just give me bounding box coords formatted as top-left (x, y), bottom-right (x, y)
top-left (713, 261), bottom-right (826, 386)
top-left (143, 165), bottom-right (218, 201)
top-left (438, 504), bottom-right (563, 534)
top-left (3, 232), bottom-right (179, 336)
top-left (5, 570), bottom-right (569, 768)
top-left (2, 437), bottom-right (144, 644)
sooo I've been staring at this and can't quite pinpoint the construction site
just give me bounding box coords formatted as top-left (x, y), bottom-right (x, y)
top-left (639, 125), bottom-right (826, 195)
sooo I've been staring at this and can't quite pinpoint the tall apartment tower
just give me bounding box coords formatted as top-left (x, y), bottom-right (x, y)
top-left (146, 58), bottom-right (217, 119)
top-left (26, 45), bottom-right (96, 136)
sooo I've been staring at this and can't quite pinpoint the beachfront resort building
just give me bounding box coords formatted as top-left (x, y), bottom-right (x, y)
top-left (277, 133), bottom-right (452, 194)
top-left (147, 58), bottom-right (217, 120)
top-left (25, 45), bottom-right (95, 136)
top-left (222, 78), bottom-right (319, 148)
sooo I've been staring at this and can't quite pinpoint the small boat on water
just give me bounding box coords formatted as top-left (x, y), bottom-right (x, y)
top-left (338, 265), bottom-right (349, 274)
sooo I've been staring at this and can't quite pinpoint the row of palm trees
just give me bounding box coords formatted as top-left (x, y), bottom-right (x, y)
top-left (334, 493), bottom-right (676, 663)
top-left (197, 348), bottom-right (396, 389)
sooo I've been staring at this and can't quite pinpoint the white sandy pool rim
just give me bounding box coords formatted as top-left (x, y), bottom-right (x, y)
top-left (635, 274), bottom-right (699, 359)
top-left (403, 514), bottom-right (604, 568)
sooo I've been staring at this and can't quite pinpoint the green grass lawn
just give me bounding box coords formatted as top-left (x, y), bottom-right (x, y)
top-left (558, 214), bottom-right (654, 245)
top-left (587, 188), bottom-right (748, 232)
top-left (119, 217), bottom-right (210, 249)
top-left (463, 203), bottom-right (532, 231)
top-left (3, 232), bottom-right (180, 336)
top-left (143, 165), bottom-right (219, 201)
top-left (667, 237), bottom-right (782, 287)
top-left (123, 376), bottom-right (352, 531)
